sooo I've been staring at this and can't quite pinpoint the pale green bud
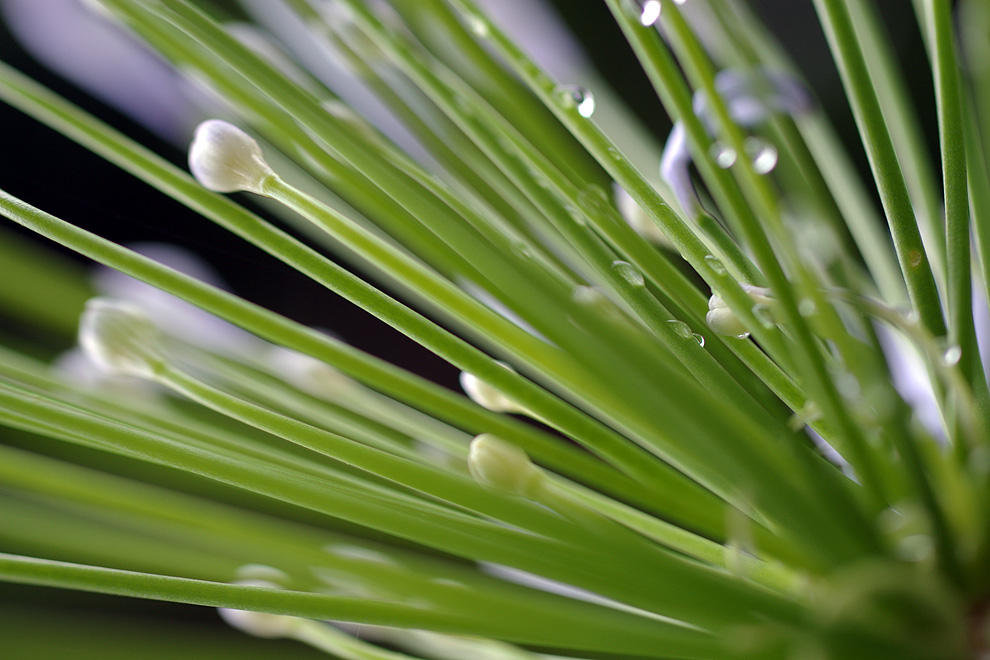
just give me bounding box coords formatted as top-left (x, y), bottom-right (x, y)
top-left (78, 298), bottom-right (165, 378)
top-left (468, 434), bottom-right (543, 497)
top-left (459, 367), bottom-right (522, 414)
top-left (218, 575), bottom-right (298, 639)
top-left (706, 284), bottom-right (773, 337)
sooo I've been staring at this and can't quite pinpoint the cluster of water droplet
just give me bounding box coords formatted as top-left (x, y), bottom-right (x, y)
top-left (709, 137), bottom-right (778, 174)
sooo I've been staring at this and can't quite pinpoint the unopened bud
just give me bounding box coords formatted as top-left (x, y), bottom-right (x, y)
top-left (468, 434), bottom-right (543, 497)
top-left (706, 284), bottom-right (773, 337)
top-left (266, 346), bottom-right (354, 399)
top-left (219, 573), bottom-right (299, 639)
top-left (459, 365), bottom-right (522, 414)
top-left (189, 119), bottom-right (274, 194)
top-left (78, 298), bottom-right (165, 378)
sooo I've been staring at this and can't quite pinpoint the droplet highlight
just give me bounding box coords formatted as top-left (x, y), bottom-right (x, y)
top-left (744, 136), bottom-right (778, 174)
top-left (560, 85), bottom-right (596, 118)
top-left (611, 260), bottom-right (645, 287)
top-left (667, 319), bottom-right (693, 339)
top-left (638, 0), bottom-right (662, 26)
top-left (943, 345), bottom-right (962, 367)
top-left (465, 14), bottom-right (490, 38)
top-left (710, 142), bottom-right (737, 168)
top-left (703, 254), bottom-right (727, 276)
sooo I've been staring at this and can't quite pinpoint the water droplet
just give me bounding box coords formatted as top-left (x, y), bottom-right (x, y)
top-left (564, 204), bottom-right (588, 226)
top-left (637, 0), bottom-right (662, 26)
top-left (751, 303), bottom-right (775, 328)
top-left (710, 141), bottom-right (737, 168)
top-left (465, 14), bottom-right (489, 37)
top-left (692, 333), bottom-right (706, 347)
top-left (943, 344), bottom-right (962, 367)
top-left (611, 260), bottom-right (645, 287)
top-left (703, 254), bottom-right (727, 276)
top-left (511, 241), bottom-right (534, 260)
top-left (734, 332), bottom-right (751, 339)
top-left (744, 136), bottom-right (778, 174)
top-left (666, 319), bottom-right (693, 339)
top-left (559, 85), bottom-right (596, 118)
top-left (798, 298), bottom-right (816, 317)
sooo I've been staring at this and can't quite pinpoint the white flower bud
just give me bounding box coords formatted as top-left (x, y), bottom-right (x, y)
top-left (265, 346), bottom-right (354, 399)
top-left (218, 579), bottom-right (299, 639)
top-left (234, 564), bottom-right (292, 583)
top-left (78, 298), bottom-right (165, 379)
top-left (459, 367), bottom-right (522, 414)
top-left (188, 119), bottom-right (274, 194)
top-left (468, 434), bottom-right (543, 497)
top-left (705, 284), bottom-right (773, 337)
top-left (219, 569), bottom-right (300, 639)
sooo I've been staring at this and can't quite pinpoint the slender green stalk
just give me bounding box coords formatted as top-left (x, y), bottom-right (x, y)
top-left (811, 0), bottom-right (946, 338)
top-left (922, 0), bottom-right (990, 448)
top-left (0, 553), bottom-right (729, 656)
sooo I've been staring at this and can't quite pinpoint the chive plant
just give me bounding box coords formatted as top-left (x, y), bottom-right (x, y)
top-left (0, 0), bottom-right (988, 658)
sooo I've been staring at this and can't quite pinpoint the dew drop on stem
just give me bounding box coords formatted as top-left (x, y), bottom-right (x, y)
top-left (744, 136), bottom-right (778, 174)
top-left (636, 0), bottom-right (662, 26)
top-left (710, 141), bottom-right (737, 168)
top-left (611, 260), bottom-right (645, 287)
top-left (465, 14), bottom-right (489, 38)
top-left (667, 319), bottom-right (693, 339)
top-left (703, 254), bottom-right (727, 276)
top-left (559, 85), bottom-right (596, 118)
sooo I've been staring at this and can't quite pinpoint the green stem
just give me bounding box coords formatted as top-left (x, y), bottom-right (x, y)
top-left (811, 0), bottom-right (946, 338)
top-left (923, 0), bottom-right (990, 455)
top-left (0, 553), bottom-right (721, 656)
